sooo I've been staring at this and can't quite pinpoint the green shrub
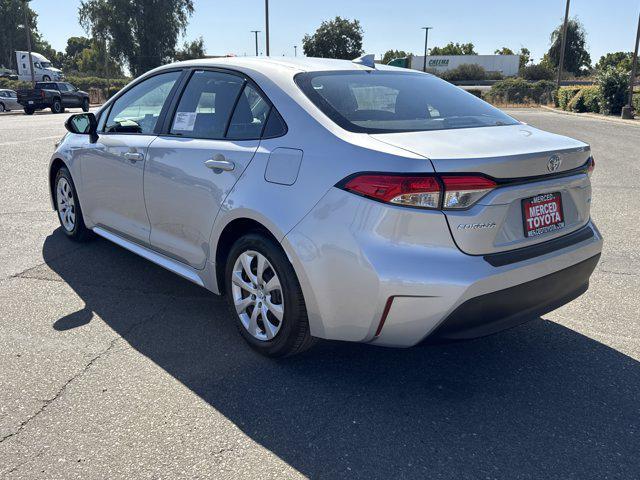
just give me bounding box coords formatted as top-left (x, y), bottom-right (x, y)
top-left (487, 78), bottom-right (555, 104)
top-left (580, 86), bottom-right (601, 112)
top-left (520, 64), bottom-right (554, 81)
top-left (440, 64), bottom-right (486, 81)
top-left (557, 86), bottom-right (582, 110)
top-left (597, 67), bottom-right (629, 115)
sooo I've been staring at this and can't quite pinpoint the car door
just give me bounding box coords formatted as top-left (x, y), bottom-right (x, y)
top-left (57, 83), bottom-right (74, 107)
top-left (144, 70), bottom-right (270, 269)
top-left (80, 70), bottom-right (183, 244)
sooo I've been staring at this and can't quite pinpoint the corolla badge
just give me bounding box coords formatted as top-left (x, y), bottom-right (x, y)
top-left (547, 155), bottom-right (561, 172)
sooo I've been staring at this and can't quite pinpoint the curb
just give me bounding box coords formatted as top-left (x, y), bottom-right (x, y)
top-left (0, 104), bottom-right (102, 118)
top-left (539, 105), bottom-right (640, 127)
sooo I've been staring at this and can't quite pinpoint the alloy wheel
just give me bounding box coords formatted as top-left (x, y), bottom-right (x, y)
top-left (231, 250), bottom-right (284, 341)
top-left (56, 177), bottom-right (76, 231)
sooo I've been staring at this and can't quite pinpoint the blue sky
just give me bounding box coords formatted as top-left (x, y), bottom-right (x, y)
top-left (31, 0), bottom-right (639, 64)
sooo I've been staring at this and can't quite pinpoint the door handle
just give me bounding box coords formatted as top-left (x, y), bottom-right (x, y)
top-left (123, 152), bottom-right (144, 162)
top-left (205, 156), bottom-right (235, 172)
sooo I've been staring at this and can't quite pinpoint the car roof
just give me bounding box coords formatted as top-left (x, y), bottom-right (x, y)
top-left (158, 56), bottom-right (400, 76)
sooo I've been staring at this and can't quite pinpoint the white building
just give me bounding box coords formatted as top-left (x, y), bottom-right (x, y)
top-left (409, 55), bottom-right (520, 77)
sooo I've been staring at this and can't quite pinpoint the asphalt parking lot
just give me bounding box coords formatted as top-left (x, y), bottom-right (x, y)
top-left (0, 108), bottom-right (639, 479)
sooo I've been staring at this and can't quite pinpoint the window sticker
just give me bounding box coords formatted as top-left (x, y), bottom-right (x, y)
top-left (173, 111), bottom-right (197, 131)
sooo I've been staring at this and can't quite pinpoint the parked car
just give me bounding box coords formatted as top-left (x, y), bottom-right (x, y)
top-left (17, 82), bottom-right (89, 115)
top-left (48, 57), bottom-right (602, 357)
top-left (0, 89), bottom-right (21, 112)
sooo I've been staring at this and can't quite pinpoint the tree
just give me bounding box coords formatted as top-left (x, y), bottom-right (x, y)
top-left (0, 0), bottom-right (55, 69)
top-left (381, 49), bottom-right (409, 64)
top-left (429, 42), bottom-right (477, 56)
top-left (174, 37), bottom-right (206, 62)
top-left (518, 47), bottom-right (531, 69)
top-left (79, 0), bottom-right (194, 76)
top-left (302, 17), bottom-right (363, 60)
top-left (595, 52), bottom-right (633, 72)
top-left (543, 18), bottom-right (591, 75)
top-left (494, 47), bottom-right (515, 55)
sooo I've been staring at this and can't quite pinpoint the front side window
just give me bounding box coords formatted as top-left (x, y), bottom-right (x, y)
top-left (170, 70), bottom-right (244, 139)
top-left (295, 70), bottom-right (519, 133)
top-left (105, 71), bottom-right (181, 134)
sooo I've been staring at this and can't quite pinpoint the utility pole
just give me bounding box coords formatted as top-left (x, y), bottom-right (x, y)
top-left (622, 10), bottom-right (640, 119)
top-left (22, 0), bottom-right (35, 86)
top-left (251, 30), bottom-right (260, 56)
top-left (421, 27), bottom-right (432, 72)
top-left (556, 0), bottom-right (571, 89)
top-left (265, 0), bottom-right (270, 56)
top-left (294, 45), bottom-right (297, 57)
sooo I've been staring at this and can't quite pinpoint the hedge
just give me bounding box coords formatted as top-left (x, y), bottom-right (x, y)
top-left (0, 75), bottom-right (130, 102)
top-left (486, 78), bottom-right (555, 104)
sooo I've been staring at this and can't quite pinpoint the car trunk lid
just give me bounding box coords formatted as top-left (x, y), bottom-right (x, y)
top-left (371, 125), bottom-right (593, 256)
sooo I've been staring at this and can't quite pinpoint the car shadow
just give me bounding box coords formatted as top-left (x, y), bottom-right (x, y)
top-left (41, 229), bottom-right (640, 478)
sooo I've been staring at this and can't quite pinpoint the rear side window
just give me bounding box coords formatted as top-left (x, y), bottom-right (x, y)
top-left (170, 70), bottom-right (244, 139)
top-left (226, 84), bottom-right (271, 140)
top-left (105, 71), bottom-right (180, 134)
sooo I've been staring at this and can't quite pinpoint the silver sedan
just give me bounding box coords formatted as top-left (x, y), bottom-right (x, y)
top-left (0, 89), bottom-right (21, 112)
top-left (48, 57), bottom-right (602, 356)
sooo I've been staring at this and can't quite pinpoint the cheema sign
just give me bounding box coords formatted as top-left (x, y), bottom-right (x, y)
top-left (428, 59), bottom-right (449, 67)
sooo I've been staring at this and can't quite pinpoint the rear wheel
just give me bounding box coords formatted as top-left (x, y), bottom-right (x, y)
top-left (81, 98), bottom-right (89, 112)
top-left (24, 108), bottom-right (34, 115)
top-left (51, 99), bottom-right (64, 114)
top-left (225, 233), bottom-right (315, 357)
top-left (54, 167), bottom-right (91, 242)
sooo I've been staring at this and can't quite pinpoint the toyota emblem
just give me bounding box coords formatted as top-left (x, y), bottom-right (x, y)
top-left (547, 155), bottom-right (561, 172)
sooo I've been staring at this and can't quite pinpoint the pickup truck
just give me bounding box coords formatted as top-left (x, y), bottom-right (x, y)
top-left (17, 82), bottom-right (90, 115)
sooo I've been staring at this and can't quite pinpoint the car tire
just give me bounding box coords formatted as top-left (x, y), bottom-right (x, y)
top-left (24, 108), bottom-right (34, 115)
top-left (82, 98), bottom-right (89, 112)
top-left (0, 103), bottom-right (5, 112)
top-left (51, 99), bottom-right (64, 114)
top-left (225, 233), bottom-right (316, 357)
top-left (54, 167), bottom-right (91, 242)
top-left (42, 75), bottom-right (51, 81)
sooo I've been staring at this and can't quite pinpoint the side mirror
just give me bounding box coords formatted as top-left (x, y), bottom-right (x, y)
top-left (65, 113), bottom-right (97, 135)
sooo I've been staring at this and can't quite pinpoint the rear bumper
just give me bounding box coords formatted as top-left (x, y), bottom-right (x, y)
top-left (428, 253), bottom-right (600, 341)
top-left (283, 188), bottom-right (603, 347)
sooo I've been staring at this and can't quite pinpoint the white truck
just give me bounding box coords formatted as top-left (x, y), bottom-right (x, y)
top-left (15, 51), bottom-right (63, 82)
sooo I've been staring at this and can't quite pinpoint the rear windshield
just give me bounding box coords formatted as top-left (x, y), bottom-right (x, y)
top-left (295, 70), bottom-right (518, 133)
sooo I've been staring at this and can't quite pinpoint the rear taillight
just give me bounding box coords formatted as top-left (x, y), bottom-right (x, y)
top-left (343, 174), bottom-right (441, 209)
top-left (341, 173), bottom-right (496, 210)
top-left (587, 157), bottom-right (595, 177)
top-left (441, 176), bottom-right (497, 209)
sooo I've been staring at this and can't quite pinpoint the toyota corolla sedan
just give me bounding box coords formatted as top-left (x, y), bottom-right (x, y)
top-left (49, 56), bottom-right (602, 357)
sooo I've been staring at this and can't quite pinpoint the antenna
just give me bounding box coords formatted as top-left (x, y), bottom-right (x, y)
top-left (352, 54), bottom-right (375, 69)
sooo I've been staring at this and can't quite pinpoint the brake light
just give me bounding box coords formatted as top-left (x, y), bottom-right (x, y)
top-left (343, 174), bottom-right (441, 209)
top-left (441, 176), bottom-right (497, 209)
top-left (587, 157), bottom-right (595, 177)
top-left (341, 173), bottom-right (496, 210)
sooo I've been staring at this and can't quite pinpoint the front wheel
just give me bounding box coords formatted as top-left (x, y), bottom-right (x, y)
top-left (42, 75), bottom-right (51, 81)
top-left (82, 98), bottom-right (89, 112)
top-left (54, 167), bottom-right (91, 242)
top-left (0, 103), bottom-right (5, 112)
top-left (24, 108), bottom-right (34, 115)
top-left (51, 99), bottom-right (64, 114)
top-left (225, 233), bottom-right (315, 357)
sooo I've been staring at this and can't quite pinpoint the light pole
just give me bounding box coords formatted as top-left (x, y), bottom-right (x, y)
top-left (421, 27), bottom-right (432, 72)
top-left (22, 0), bottom-right (35, 86)
top-left (251, 30), bottom-right (260, 56)
top-left (556, 0), bottom-right (571, 89)
top-left (265, 0), bottom-right (270, 56)
top-left (622, 10), bottom-right (640, 119)
top-left (294, 45), bottom-right (297, 57)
